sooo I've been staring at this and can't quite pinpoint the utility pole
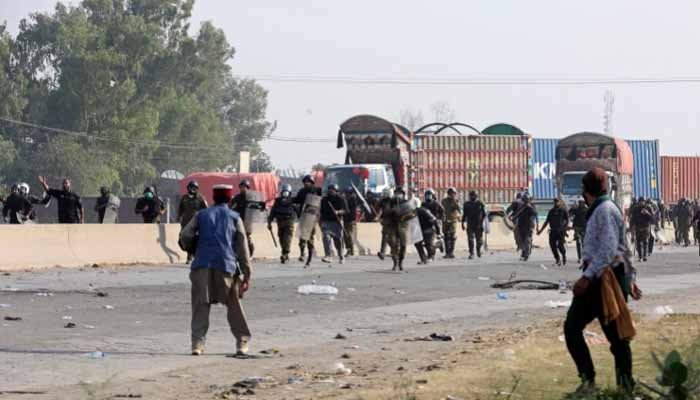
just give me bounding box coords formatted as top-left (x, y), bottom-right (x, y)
top-left (603, 89), bottom-right (615, 135)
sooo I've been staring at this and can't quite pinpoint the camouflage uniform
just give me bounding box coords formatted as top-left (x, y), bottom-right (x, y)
top-left (441, 196), bottom-right (462, 258)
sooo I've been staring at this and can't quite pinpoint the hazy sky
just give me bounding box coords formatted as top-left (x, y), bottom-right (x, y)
top-left (3, 1), bottom-right (700, 170)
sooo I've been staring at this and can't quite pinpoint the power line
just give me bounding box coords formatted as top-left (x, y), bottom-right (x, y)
top-left (235, 74), bottom-right (700, 86)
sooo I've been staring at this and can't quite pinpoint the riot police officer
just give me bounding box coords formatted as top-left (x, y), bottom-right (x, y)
top-left (570, 197), bottom-right (589, 262)
top-left (135, 186), bottom-right (165, 223)
top-left (390, 186), bottom-right (412, 271)
top-left (415, 205), bottom-right (440, 264)
top-left (293, 175), bottom-right (323, 265)
top-left (3, 183), bottom-right (47, 224)
top-left (320, 184), bottom-right (349, 265)
top-left (268, 184), bottom-right (296, 264)
top-left (422, 189), bottom-right (444, 256)
top-left (230, 180), bottom-right (261, 257)
top-left (441, 187), bottom-right (461, 259)
top-left (376, 188), bottom-right (395, 260)
top-left (538, 198), bottom-right (570, 266)
top-left (177, 181), bottom-right (207, 262)
top-left (630, 196), bottom-right (654, 261)
top-left (461, 190), bottom-right (487, 260)
top-left (512, 194), bottom-right (538, 261)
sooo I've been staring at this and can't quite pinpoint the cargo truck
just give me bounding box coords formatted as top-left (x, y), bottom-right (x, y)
top-left (555, 132), bottom-right (634, 211)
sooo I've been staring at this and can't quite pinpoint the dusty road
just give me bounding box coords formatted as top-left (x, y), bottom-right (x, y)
top-left (1, 245), bottom-right (700, 399)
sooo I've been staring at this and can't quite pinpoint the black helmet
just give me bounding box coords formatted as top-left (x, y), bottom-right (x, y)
top-left (302, 174), bottom-right (315, 184)
top-left (239, 179), bottom-right (251, 189)
top-left (344, 186), bottom-right (354, 194)
top-left (522, 193), bottom-right (531, 202)
top-left (424, 188), bottom-right (436, 197)
top-left (144, 186), bottom-right (154, 194)
top-left (447, 187), bottom-right (457, 195)
top-left (469, 190), bottom-right (477, 198)
top-left (638, 196), bottom-right (645, 203)
top-left (187, 180), bottom-right (199, 190)
top-left (280, 184), bottom-right (292, 193)
top-left (100, 186), bottom-right (109, 196)
top-left (327, 183), bottom-right (339, 192)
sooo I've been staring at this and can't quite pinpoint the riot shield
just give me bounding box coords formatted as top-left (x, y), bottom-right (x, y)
top-left (297, 194), bottom-right (322, 241)
top-left (408, 216), bottom-right (424, 244)
top-left (244, 191), bottom-right (266, 234)
top-left (102, 195), bottom-right (120, 224)
top-left (397, 201), bottom-right (417, 222)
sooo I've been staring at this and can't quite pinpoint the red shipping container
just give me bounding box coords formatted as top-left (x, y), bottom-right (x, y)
top-left (179, 172), bottom-right (280, 207)
top-left (661, 156), bottom-right (700, 204)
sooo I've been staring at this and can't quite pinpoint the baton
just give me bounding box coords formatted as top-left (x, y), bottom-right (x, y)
top-left (268, 225), bottom-right (278, 248)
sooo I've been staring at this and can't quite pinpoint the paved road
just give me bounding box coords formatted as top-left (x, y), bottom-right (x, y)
top-left (1, 245), bottom-right (699, 398)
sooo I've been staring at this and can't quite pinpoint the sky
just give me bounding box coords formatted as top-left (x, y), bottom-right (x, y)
top-left (3, 1), bottom-right (700, 171)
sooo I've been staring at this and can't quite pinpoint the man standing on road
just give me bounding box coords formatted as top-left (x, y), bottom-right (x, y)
top-left (95, 187), bottom-right (121, 224)
top-left (180, 184), bottom-right (252, 357)
top-left (268, 184), bottom-right (296, 264)
top-left (422, 189), bottom-right (444, 256)
top-left (511, 194), bottom-right (538, 261)
top-left (564, 167), bottom-right (641, 396)
top-left (135, 186), bottom-right (165, 223)
top-left (390, 186), bottom-right (412, 271)
top-left (537, 198), bottom-right (570, 266)
top-left (375, 188), bottom-right (395, 261)
top-left (3, 184), bottom-right (31, 224)
top-left (441, 187), bottom-right (461, 259)
top-left (342, 187), bottom-right (360, 257)
top-left (319, 184), bottom-right (348, 265)
top-left (38, 176), bottom-right (84, 224)
top-left (506, 193), bottom-right (524, 251)
top-left (677, 198), bottom-right (693, 247)
top-left (229, 180), bottom-right (256, 257)
top-left (415, 205), bottom-right (440, 264)
top-left (293, 175), bottom-right (322, 262)
top-left (178, 181), bottom-right (208, 262)
top-left (461, 190), bottom-right (486, 260)
top-left (570, 198), bottom-right (589, 263)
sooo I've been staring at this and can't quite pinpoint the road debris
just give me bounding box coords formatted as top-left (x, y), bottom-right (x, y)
top-left (35, 292), bottom-right (53, 297)
top-left (85, 351), bottom-right (106, 359)
top-left (103, 305), bottom-right (115, 310)
top-left (287, 376), bottom-right (304, 384)
top-left (477, 276), bottom-right (492, 281)
top-left (64, 322), bottom-right (76, 328)
top-left (340, 353), bottom-right (351, 359)
top-left (334, 362), bottom-right (352, 375)
top-left (407, 333), bottom-right (454, 342)
top-left (334, 333), bottom-right (347, 340)
top-left (497, 292), bottom-right (509, 300)
top-left (82, 324), bottom-right (96, 329)
top-left (492, 280), bottom-right (560, 290)
top-left (4, 316), bottom-right (22, 321)
top-left (62, 315), bottom-right (73, 320)
top-left (113, 395), bottom-right (143, 399)
top-left (297, 285), bottom-right (338, 295)
top-left (654, 305), bottom-right (674, 315)
top-left (0, 304), bottom-right (11, 308)
top-left (545, 300), bottom-right (572, 309)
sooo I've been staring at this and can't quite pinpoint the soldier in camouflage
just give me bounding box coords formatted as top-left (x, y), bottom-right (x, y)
top-left (441, 187), bottom-right (461, 259)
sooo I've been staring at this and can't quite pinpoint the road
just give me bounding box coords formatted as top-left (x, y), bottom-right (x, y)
top-left (1, 245), bottom-right (700, 399)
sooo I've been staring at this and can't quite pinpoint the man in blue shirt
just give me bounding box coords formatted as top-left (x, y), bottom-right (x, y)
top-left (180, 184), bottom-right (253, 357)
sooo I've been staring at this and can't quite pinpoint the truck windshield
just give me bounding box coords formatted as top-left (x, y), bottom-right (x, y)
top-left (325, 168), bottom-right (367, 192)
top-left (561, 173), bottom-right (585, 196)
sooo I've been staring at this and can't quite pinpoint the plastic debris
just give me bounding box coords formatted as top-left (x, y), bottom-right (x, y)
top-left (539, 264), bottom-right (548, 270)
top-left (4, 316), bottom-right (22, 321)
top-left (62, 315), bottom-right (73, 320)
top-left (82, 324), bottom-right (96, 329)
top-left (85, 351), bottom-right (106, 359)
top-left (545, 300), bottom-right (572, 309)
top-left (559, 280), bottom-right (568, 293)
top-left (35, 292), bottom-right (53, 297)
top-left (297, 285), bottom-right (338, 295)
top-left (334, 333), bottom-right (347, 340)
top-left (64, 322), bottom-right (76, 328)
top-left (334, 362), bottom-right (352, 376)
top-left (346, 288), bottom-right (356, 292)
top-left (583, 331), bottom-right (607, 346)
top-left (407, 333), bottom-right (454, 342)
top-left (0, 304), bottom-right (11, 308)
top-left (394, 289), bottom-right (406, 295)
top-left (287, 376), bottom-right (304, 384)
top-left (497, 292), bottom-right (509, 300)
top-left (654, 305), bottom-right (674, 315)
top-left (103, 305), bottom-right (115, 310)
top-left (477, 276), bottom-right (491, 281)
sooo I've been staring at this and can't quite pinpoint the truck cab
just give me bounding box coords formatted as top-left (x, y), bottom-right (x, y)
top-left (323, 164), bottom-right (396, 198)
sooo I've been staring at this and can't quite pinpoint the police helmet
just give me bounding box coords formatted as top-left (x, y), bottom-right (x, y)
top-left (382, 188), bottom-right (394, 198)
top-left (10, 183), bottom-right (18, 193)
top-left (469, 190), bottom-right (478, 198)
top-left (239, 179), bottom-right (251, 189)
top-left (144, 186), bottom-right (154, 194)
top-left (345, 186), bottom-right (354, 194)
top-left (187, 180), bottom-right (199, 190)
top-left (302, 174), bottom-right (315, 184)
top-left (280, 184), bottom-right (292, 193)
top-left (18, 183), bottom-right (29, 196)
top-left (522, 193), bottom-right (531, 202)
top-left (424, 188), bottom-right (436, 198)
top-left (638, 196), bottom-right (645, 203)
top-left (327, 183), bottom-right (339, 192)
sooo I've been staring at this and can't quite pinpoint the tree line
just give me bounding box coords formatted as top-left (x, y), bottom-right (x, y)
top-left (0, 0), bottom-right (273, 196)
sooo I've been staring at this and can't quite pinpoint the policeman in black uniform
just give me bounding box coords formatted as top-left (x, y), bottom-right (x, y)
top-left (230, 180), bottom-right (257, 257)
top-left (320, 184), bottom-right (349, 265)
top-left (135, 186), bottom-right (165, 223)
top-left (512, 194), bottom-right (538, 261)
top-left (461, 190), bottom-right (487, 260)
top-left (538, 198), bottom-right (570, 266)
top-left (268, 184), bottom-right (296, 264)
top-left (506, 192), bottom-right (524, 250)
top-left (39, 176), bottom-right (84, 224)
top-left (422, 189), bottom-right (444, 256)
top-left (570, 198), bottom-right (589, 262)
top-left (293, 175), bottom-right (323, 263)
top-left (415, 205), bottom-right (440, 264)
top-left (2, 184), bottom-right (36, 224)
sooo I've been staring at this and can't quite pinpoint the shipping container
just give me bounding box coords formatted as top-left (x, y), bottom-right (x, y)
top-left (179, 172), bottom-right (279, 207)
top-left (412, 134), bottom-right (530, 205)
top-left (531, 138), bottom-right (558, 200)
top-left (627, 140), bottom-right (661, 200)
top-left (661, 156), bottom-right (700, 204)
top-left (530, 138), bottom-right (661, 201)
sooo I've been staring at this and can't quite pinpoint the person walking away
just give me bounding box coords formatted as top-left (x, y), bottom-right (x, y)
top-left (95, 187), bottom-right (121, 223)
top-left (319, 184), bottom-right (348, 265)
top-left (461, 190), bottom-right (487, 260)
top-left (422, 189), bottom-right (444, 257)
top-left (342, 187), bottom-right (359, 257)
top-left (268, 184), bottom-right (296, 264)
top-left (537, 198), bottom-right (570, 266)
top-left (441, 187), bottom-right (461, 259)
top-left (658, 200), bottom-right (668, 229)
top-left (415, 205), bottom-right (440, 264)
top-left (647, 199), bottom-right (659, 255)
top-left (570, 198), bottom-right (589, 263)
top-left (293, 175), bottom-right (322, 263)
top-left (38, 176), bottom-right (83, 224)
top-left (677, 198), bottom-right (693, 247)
top-left (511, 194), bottom-right (538, 261)
top-left (135, 186), bottom-right (165, 223)
top-left (179, 184), bottom-right (252, 357)
top-left (564, 168), bottom-right (642, 396)
top-left (178, 181), bottom-right (208, 262)
top-left (390, 186), bottom-right (413, 271)
top-left (375, 188), bottom-right (396, 260)
top-left (230, 180), bottom-right (256, 257)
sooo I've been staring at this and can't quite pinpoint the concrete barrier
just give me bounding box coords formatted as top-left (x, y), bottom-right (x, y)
top-left (0, 221), bottom-right (675, 271)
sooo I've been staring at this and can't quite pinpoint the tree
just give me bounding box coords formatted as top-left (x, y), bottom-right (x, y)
top-left (430, 101), bottom-right (457, 123)
top-left (0, 24), bottom-right (25, 180)
top-left (399, 108), bottom-right (424, 131)
top-left (311, 163), bottom-right (327, 172)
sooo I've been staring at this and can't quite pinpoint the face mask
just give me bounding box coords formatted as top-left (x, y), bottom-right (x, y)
top-left (145, 192), bottom-right (154, 200)
top-left (282, 191), bottom-right (290, 198)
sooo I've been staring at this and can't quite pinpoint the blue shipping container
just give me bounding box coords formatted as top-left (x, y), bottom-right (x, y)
top-left (531, 138), bottom-right (558, 200)
top-left (530, 138), bottom-right (661, 200)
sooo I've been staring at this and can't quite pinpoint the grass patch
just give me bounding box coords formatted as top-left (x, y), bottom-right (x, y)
top-left (352, 314), bottom-right (700, 400)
